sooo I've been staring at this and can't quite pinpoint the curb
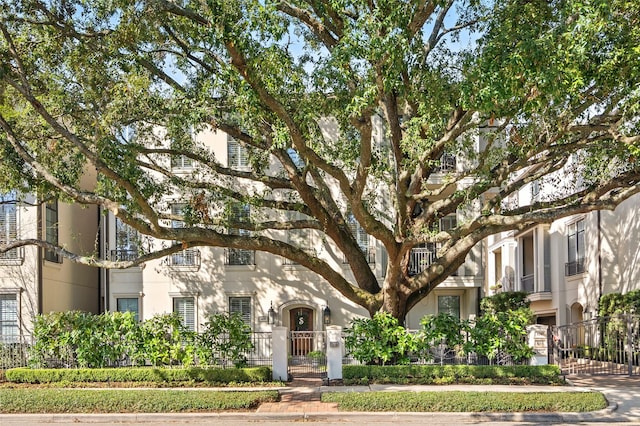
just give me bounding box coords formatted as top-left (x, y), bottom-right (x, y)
top-left (0, 404), bottom-right (621, 424)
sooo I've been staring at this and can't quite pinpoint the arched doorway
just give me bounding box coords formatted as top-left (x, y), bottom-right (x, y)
top-left (570, 302), bottom-right (585, 346)
top-left (290, 307), bottom-right (314, 356)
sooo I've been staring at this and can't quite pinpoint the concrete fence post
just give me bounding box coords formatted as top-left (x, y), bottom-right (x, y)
top-left (272, 326), bottom-right (288, 381)
top-left (527, 324), bottom-right (549, 366)
top-left (326, 325), bottom-right (343, 381)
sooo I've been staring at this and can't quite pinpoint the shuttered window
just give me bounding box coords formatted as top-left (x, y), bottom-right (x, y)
top-left (346, 213), bottom-right (369, 254)
top-left (0, 294), bottom-right (18, 337)
top-left (227, 138), bottom-right (249, 169)
top-left (171, 155), bottom-right (193, 169)
top-left (0, 193), bottom-right (18, 261)
top-left (173, 297), bottom-right (195, 331)
top-left (229, 297), bottom-right (251, 325)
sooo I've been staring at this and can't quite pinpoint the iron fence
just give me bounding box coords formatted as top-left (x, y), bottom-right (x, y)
top-left (0, 331), bottom-right (273, 370)
top-left (552, 314), bottom-right (640, 376)
top-left (341, 328), bottom-right (529, 367)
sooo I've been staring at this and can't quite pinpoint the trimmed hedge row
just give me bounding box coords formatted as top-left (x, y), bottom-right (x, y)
top-left (343, 364), bottom-right (563, 385)
top-left (322, 390), bottom-right (606, 412)
top-left (5, 366), bottom-right (272, 384)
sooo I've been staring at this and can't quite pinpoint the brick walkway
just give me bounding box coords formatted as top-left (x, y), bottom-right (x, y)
top-left (256, 376), bottom-right (339, 413)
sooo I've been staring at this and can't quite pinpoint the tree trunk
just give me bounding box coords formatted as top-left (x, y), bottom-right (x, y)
top-left (380, 271), bottom-right (410, 326)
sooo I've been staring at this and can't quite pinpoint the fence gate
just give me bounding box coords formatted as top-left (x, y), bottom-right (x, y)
top-left (551, 315), bottom-right (640, 376)
top-left (288, 330), bottom-right (327, 378)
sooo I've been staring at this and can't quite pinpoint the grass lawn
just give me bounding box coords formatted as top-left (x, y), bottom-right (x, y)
top-left (322, 391), bottom-right (608, 413)
top-left (0, 388), bottom-right (279, 413)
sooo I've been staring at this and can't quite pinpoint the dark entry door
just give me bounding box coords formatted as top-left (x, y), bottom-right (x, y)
top-left (290, 307), bottom-right (314, 356)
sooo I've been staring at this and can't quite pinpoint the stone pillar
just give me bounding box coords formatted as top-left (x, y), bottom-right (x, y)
top-left (272, 326), bottom-right (288, 381)
top-left (326, 325), bottom-right (343, 381)
top-left (527, 324), bottom-right (549, 366)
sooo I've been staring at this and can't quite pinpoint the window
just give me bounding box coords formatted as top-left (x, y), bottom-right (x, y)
top-left (173, 297), bottom-right (195, 331)
top-left (0, 193), bottom-right (20, 262)
top-left (229, 297), bottom-right (251, 325)
top-left (0, 294), bottom-right (19, 338)
top-left (438, 295), bottom-right (460, 319)
top-left (113, 218), bottom-right (138, 261)
top-left (409, 214), bottom-right (457, 275)
top-left (171, 154), bottom-right (193, 169)
top-left (226, 204), bottom-right (254, 265)
top-left (116, 298), bottom-right (139, 322)
top-left (345, 212), bottom-right (374, 263)
top-left (531, 180), bottom-right (541, 199)
top-left (169, 204), bottom-right (199, 267)
top-left (227, 137), bottom-right (249, 169)
top-left (566, 219), bottom-right (585, 276)
top-left (439, 215), bottom-right (457, 232)
top-left (45, 199), bottom-right (61, 263)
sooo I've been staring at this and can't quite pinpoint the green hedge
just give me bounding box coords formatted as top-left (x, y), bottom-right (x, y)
top-left (322, 390), bottom-right (606, 412)
top-left (5, 366), bottom-right (272, 384)
top-left (342, 364), bottom-right (562, 385)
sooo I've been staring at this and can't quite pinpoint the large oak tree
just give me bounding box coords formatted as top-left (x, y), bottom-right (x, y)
top-left (1, 0), bottom-right (639, 322)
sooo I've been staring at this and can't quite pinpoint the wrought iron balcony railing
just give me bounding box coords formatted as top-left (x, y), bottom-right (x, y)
top-left (167, 248), bottom-right (201, 268)
top-left (225, 248), bottom-right (255, 266)
top-left (565, 258), bottom-right (585, 276)
top-left (408, 247), bottom-right (437, 276)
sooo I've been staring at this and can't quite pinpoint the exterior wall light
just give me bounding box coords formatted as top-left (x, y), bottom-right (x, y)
top-left (323, 304), bottom-right (331, 325)
top-left (268, 301), bottom-right (276, 325)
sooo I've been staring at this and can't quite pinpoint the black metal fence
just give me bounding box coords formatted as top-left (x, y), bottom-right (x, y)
top-left (551, 314), bottom-right (640, 376)
top-left (288, 331), bottom-right (327, 377)
top-left (0, 332), bottom-right (273, 370)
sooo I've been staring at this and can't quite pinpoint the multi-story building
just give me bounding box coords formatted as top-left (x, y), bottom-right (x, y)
top-left (104, 126), bottom-right (485, 332)
top-left (0, 172), bottom-right (101, 341)
top-left (486, 180), bottom-right (640, 327)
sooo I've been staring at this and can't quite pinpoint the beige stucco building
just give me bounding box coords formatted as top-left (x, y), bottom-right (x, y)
top-left (0, 171), bottom-right (101, 339)
top-left (103, 126), bottom-right (484, 333)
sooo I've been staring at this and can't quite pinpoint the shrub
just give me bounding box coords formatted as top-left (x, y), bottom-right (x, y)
top-left (599, 290), bottom-right (640, 316)
top-left (342, 364), bottom-right (562, 385)
top-left (480, 291), bottom-right (530, 314)
top-left (468, 308), bottom-right (535, 363)
top-left (344, 313), bottom-right (420, 365)
top-left (137, 313), bottom-right (196, 367)
top-left (419, 313), bottom-right (468, 361)
top-left (5, 366), bottom-right (273, 384)
top-left (197, 313), bottom-right (254, 367)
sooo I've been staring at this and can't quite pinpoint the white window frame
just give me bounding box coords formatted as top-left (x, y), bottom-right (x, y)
top-left (437, 294), bottom-right (461, 319)
top-left (0, 292), bottom-right (20, 339)
top-left (227, 137), bottom-right (249, 169)
top-left (169, 204), bottom-right (199, 267)
top-left (229, 296), bottom-right (253, 326)
top-left (172, 295), bottom-right (196, 331)
top-left (44, 199), bottom-right (61, 263)
top-left (115, 295), bottom-right (141, 322)
top-left (0, 193), bottom-right (20, 262)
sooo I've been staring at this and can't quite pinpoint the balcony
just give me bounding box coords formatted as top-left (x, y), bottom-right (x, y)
top-left (167, 248), bottom-right (201, 268)
top-left (521, 274), bottom-right (535, 293)
top-left (565, 258), bottom-right (585, 276)
top-left (520, 274), bottom-right (552, 301)
top-left (225, 248), bottom-right (255, 266)
top-left (408, 247), bottom-right (437, 276)
top-left (435, 153), bottom-right (456, 173)
top-left (110, 249), bottom-right (138, 261)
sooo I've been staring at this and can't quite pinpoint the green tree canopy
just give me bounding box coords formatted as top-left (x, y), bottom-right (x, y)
top-left (1, 0), bottom-right (639, 322)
